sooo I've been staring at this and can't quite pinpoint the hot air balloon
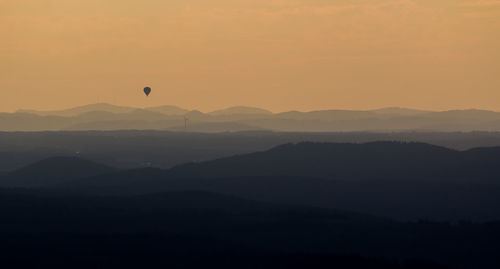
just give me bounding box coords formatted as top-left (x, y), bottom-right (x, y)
top-left (144, 87), bottom-right (151, 96)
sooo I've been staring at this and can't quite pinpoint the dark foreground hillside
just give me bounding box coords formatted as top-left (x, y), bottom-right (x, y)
top-left (1, 190), bottom-right (497, 269)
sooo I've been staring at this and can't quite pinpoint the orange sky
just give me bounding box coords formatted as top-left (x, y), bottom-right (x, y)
top-left (1, 0), bottom-right (499, 112)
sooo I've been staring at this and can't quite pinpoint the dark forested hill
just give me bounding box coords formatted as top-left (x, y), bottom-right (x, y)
top-left (3, 131), bottom-right (500, 172)
top-left (1, 142), bottom-right (493, 221)
top-left (1, 156), bottom-right (116, 187)
top-left (167, 142), bottom-right (500, 181)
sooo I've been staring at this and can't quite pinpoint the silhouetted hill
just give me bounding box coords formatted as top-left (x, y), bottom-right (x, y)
top-left (427, 109), bottom-right (500, 121)
top-left (2, 156), bottom-right (116, 187)
top-left (167, 142), bottom-right (499, 181)
top-left (4, 131), bottom-right (500, 171)
top-left (188, 109), bottom-right (213, 119)
top-left (74, 109), bottom-right (173, 122)
top-left (9, 141), bottom-right (498, 187)
top-left (209, 106), bottom-right (273, 116)
top-left (19, 103), bottom-right (191, 117)
top-left (371, 107), bottom-right (431, 116)
top-left (48, 141), bottom-right (500, 221)
top-left (167, 122), bottom-right (265, 132)
top-left (145, 105), bottom-right (189, 115)
top-left (65, 119), bottom-right (180, 131)
top-left (275, 110), bottom-right (377, 121)
top-left (18, 103), bottom-right (137, 116)
top-left (0, 112), bottom-right (70, 131)
top-left (0, 190), bottom-right (367, 220)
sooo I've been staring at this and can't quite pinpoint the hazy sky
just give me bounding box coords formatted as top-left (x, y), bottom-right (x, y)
top-left (1, 0), bottom-right (499, 112)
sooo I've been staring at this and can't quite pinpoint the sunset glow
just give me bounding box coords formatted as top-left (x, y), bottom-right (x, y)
top-left (1, 0), bottom-right (499, 112)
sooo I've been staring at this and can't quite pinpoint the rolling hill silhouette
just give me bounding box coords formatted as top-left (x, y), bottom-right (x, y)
top-left (166, 121), bottom-right (265, 132)
top-left (275, 110), bottom-right (377, 121)
top-left (209, 106), bottom-right (273, 116)
top-left (5, 142), bottom-right (500, 187)
top-left (371, 107), bottom-right (430, 116)
top-left (3, 142), bottom-right (496, 221)
top-left (145, 105), bottom-right (189, 115)
top-left (166, 142), bottom-right (499, 181)
top-left (3, 131), bottom-right (500, 172)
top-left (16, 103), bottom-right (137, 116)
top-left (17, 103), bottom-right (189, 117)
top-left (2, 156), bottom-right (116, 187)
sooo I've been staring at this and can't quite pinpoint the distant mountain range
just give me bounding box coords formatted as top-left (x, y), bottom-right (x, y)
top-left (16, 103), bottom-right (263, 117)
top-left (3, 103), bottom-right (500, 132)
top-left (208, 106), bottom-right (273, 116)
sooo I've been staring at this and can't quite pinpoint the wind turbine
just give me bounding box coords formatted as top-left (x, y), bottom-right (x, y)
top-left (184, 116), bottom-right (189, 131)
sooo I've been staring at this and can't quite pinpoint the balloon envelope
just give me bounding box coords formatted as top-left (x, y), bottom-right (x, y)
top-left (143, 87), bottom-right (151, 96)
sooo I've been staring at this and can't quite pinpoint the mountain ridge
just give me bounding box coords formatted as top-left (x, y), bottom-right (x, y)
top-left (209, 106), bottom-right (273, 116)
top-left (6, 103), bottom-right (500, 132)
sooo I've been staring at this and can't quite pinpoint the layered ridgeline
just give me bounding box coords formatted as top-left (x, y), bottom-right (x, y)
top-left (3, 103), bottom-right (500, 131)
top-left (3, 131), bottom-right (500, 172)
top-left (2, 142), bottom-right (500, 221)
top-left (2, 142), bottom-right (500, 268)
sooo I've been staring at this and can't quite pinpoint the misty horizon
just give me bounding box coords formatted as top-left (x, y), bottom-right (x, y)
top-left (7, 102), bottom-right (500, 114)
top-left (3, 102), bottom-right (500, 133)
